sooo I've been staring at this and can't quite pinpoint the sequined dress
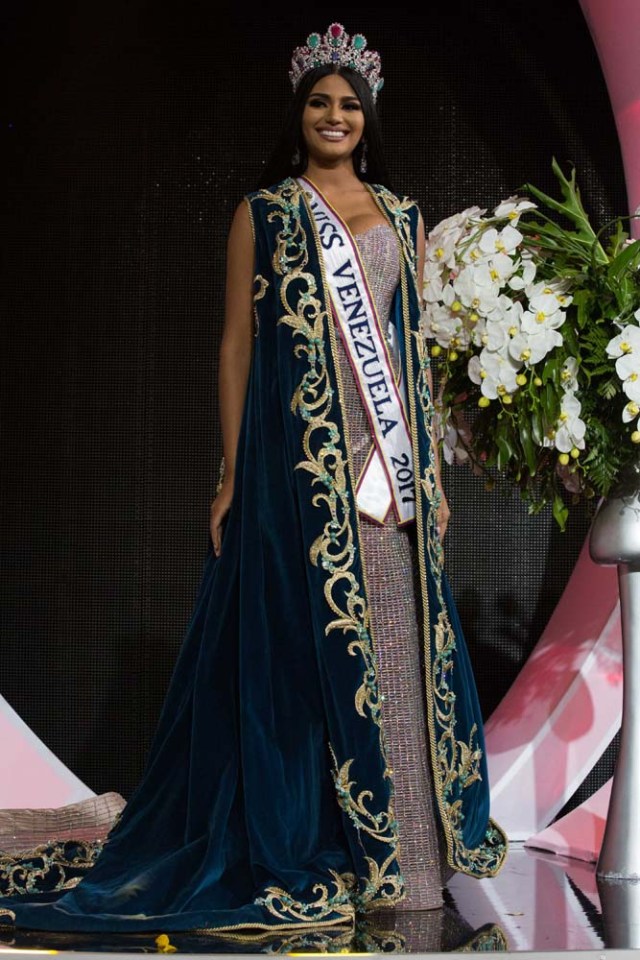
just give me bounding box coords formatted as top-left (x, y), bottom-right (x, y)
top-left (332, 223), bottom-right (447, 910)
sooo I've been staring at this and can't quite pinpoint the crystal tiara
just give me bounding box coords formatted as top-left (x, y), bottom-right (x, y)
top-left (289, 22), bottom-right (384, 102)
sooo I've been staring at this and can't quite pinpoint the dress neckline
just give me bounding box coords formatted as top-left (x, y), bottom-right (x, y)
top-left (351, 222), bottom-right (394, 239)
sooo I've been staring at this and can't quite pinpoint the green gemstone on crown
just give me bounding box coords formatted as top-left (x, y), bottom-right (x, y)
top-left (353, 34), bottom-right (366, 50)
top-left (307, 33), bottom-right (320, 49)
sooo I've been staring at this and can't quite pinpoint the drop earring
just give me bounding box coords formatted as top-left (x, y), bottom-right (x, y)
top-left (359, 139), bottom-right (368, 174)
top-left (292, 144), bottom-right (301, 166)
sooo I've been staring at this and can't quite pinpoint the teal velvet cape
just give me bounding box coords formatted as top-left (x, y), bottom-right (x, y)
top-left (0, 177), bottom-right (506, 935)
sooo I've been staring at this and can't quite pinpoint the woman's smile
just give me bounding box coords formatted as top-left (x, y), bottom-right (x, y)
top-left (301, 73), bottom-right (366, 164)
top-left (316, 128), bottom-right (349, 141)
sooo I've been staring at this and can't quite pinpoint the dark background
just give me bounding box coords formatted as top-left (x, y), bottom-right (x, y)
top-left (2, 1), bottom-right (625, 806)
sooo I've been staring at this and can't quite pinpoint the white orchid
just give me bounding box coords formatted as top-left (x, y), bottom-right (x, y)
top-left (425, 231), bottom-right (459, 271)
top-left (522, 292), bottom-right (567, 334)
top-left (432, 406), bottom-right (472, 466)
top-left (421, 301), bottom-right (474, 352)
top-left (488, 252), bottom-right (520, 284)
top-left (615, 352), bottom-right (640, 403)
top-left (493, 196), bottom-right (537, 222)
top-left (554, 392), bottom-right (587, 453)
top-left (481, 312), bottom-right (512, 352)
top-left (478, 224), bottom-right (524, 258)
top-left (560, 357), bottom-right (580, 393)
top-left (622, 400), bottom-right (640, 424)
top-left (525, 278), bottom-right (573, 307)
top-left (468, 348), bottom-right (521, 399)
top-left (606, 321), bottom-right (640, 360)
top-left (423, 258), bottom-right (445, 304)
top-left (509, 312), bottom-right (564, 365)
top-left (606, 320), bottom-right (640, 422)
top-left (459, 241), bottom-right (484, 266)
top-left (508, 331), bottom-right (555, 366)
top-left (421, 303), bottom-right (458, 348)
top-left (426, 206), bottom-right (485, 269)
top-left (442, 418), bottom-right (470, 465)
top-left (508, 256), bottom-right (537, 291)
top-left (462, 263), bottom-right (500, 313)
top-left (453, 265), bottom-right (502, 315)
top-left (468, 312), bottom-right (489, 348)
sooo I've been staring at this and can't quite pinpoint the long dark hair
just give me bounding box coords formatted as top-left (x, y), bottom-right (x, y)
top-left (257, 64), bottom-right (392, 191)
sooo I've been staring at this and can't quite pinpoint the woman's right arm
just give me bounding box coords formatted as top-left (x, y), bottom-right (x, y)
top-left (210, 199), bottom-right (255, 556)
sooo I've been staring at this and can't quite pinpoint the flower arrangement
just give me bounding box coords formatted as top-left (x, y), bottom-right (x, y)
top-left (421, 159), bottom-right (640, 530)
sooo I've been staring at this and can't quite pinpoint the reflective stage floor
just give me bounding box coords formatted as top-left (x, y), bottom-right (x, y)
top-left (0, 845), bottom-right (639, 957)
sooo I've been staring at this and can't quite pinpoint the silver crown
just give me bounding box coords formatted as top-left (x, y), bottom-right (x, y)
top-left (289, 23), bottom-right (384, 102)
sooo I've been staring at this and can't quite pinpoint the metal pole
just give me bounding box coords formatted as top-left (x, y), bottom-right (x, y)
top-left (590, 487), bottom-right (640, 878)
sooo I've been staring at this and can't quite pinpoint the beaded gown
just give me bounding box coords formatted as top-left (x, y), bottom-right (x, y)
top-left (335, 223), bottom-right (447, 910)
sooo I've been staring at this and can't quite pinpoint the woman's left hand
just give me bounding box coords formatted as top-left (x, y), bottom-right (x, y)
top-left (436, 486), bottom-right (451, 541)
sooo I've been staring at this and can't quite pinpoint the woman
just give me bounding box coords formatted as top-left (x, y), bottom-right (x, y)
top-left (0, 22), bottom-right (506, 936)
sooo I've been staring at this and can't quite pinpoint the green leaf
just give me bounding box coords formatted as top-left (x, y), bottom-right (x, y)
top-left (524, 182), bottom-right (574, 222)
top-left (561, 324), bottom-right (580, 355)
top-left (496, 434), bottom-right (513, 470)
top-left (520, 419), bottom-right (538, 476)
top-left (608, 238), bottom-right (640, 281)
top-left (523, 159), bottom-right (609, 265)
top-left (606, 218), bottom-right (628, 258)
top-left (588, 362), bottom-right (617, 377)
top-left (542, 355), bottom-right (559, 385)
top-left (597, 377), bottom-right (619, 401)
top-left (531, 409), bottom-right (544, 446)
top-left (552, 492), bottom-right (569, 531)
top-left (544, 382), bottom-right (560, 421)
top-left (572, 289), bottom-right (593, 330)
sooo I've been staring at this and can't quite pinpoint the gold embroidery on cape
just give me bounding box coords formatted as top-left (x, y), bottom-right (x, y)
top-left (248, 178), bottom-right (404, 909)
top-left (243, 195), bottom-right (256, 247)
top-left (254, 870), bottom-right (356, 925)
top-left (0, 840), bottom-right (103, 897)
top-left (252, 274), bottom-right (268, 336)
top-left (366, 182), bottom-right (507, 878)
top-left (253, 274), bottom-right (268, 301)
top-left (329, 748), bottom-right (402, 908)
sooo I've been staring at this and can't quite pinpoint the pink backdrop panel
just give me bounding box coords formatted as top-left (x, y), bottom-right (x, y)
top-left (580, 0), bottom-right (640, 235)
top-left (525, 779), bottom-right (611, 864)
top-left (0, 694), bottom-right (94, 808)
top-left (485, 536), bottom-right (621, 839)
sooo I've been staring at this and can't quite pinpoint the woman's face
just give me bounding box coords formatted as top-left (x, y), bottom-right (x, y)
top-left (301, 73), bottom-right (365, 167)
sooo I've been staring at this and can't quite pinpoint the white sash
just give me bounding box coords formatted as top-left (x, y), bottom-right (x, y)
top-left (299, 176), bottom-right (416, 525)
